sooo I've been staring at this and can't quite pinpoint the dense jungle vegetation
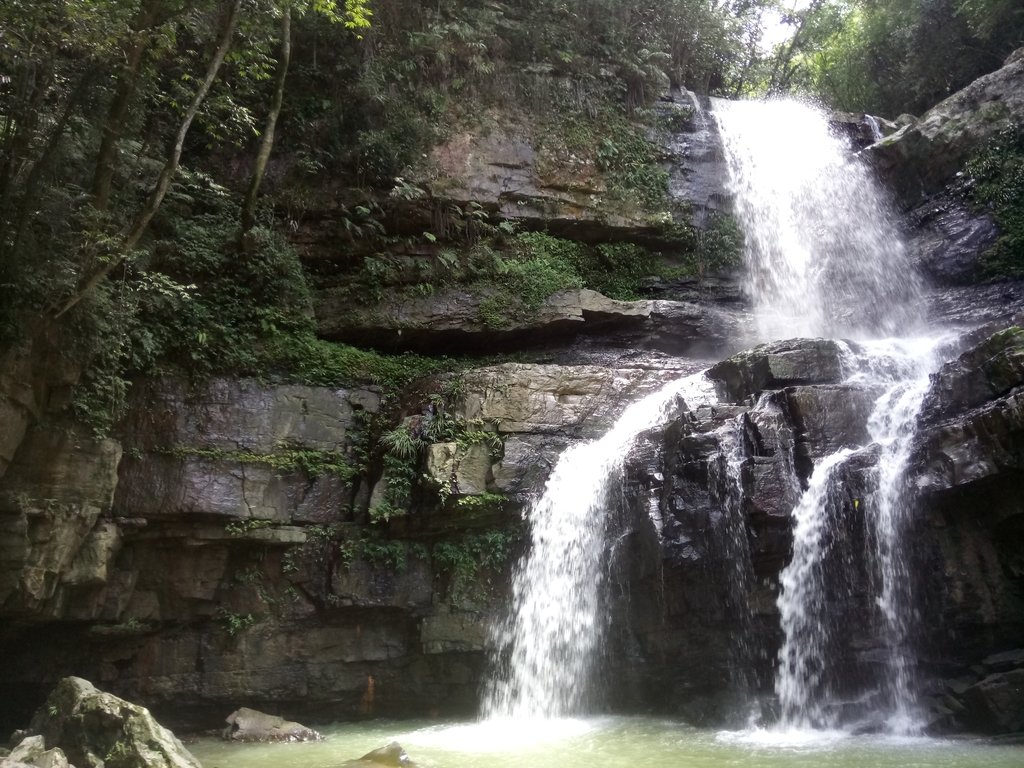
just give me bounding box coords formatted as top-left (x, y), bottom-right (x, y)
top-left (0, 0), bottom-right (1022, 436)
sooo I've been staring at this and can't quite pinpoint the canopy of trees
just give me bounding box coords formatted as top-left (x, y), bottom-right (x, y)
top-left (760, 0), bottom-right (1024, 115)
top-left (0, 0), bottom-right (1019, 433)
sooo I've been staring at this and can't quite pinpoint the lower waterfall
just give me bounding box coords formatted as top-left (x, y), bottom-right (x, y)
top-left (482, 373), bottom-right (716, 719)
top-left (775, 338), bottom-right (945, 732)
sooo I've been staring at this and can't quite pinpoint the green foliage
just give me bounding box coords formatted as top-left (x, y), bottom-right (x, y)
top-left (433, 529), bottom-right (517, 600)
top-left (370, 393), bottom-right (504, 520)
top-left (263, 332), bottom-right (456, 394)
top-left (139, 186), bottom-right (314, 376)
top-left (379, 426), bottom-right (422, 460)
top-left (695, 214), bottom-right (745, 273)
top-left (224, 518), bottom-right (273, 536)
top-left (586, 243), bottom-right (659, 300)
top-left (965, 126), bottom-right (1024, 279)
top-left (358, 535), bottom-right (411, 571)
top-left (333, 531), bottom-right (429, 572)
top-left (769, 0), bottom-right (1024, 114)
top-left (173, 445), bottom-right (357, 481)
top-left (494, 243), bottom-right (584, 310)
top-left (217, 609), bottom-right (258, 636)
top-left (456, 492), bottom-right (505, 514)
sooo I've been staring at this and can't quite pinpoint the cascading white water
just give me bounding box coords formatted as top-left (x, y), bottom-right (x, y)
top-left (774, 338), bottom-right (945, 731)
top-left (713, 98), bottom-right (923, 342)
top-left (858, 337), bottom-right (945, 733)
top-left (714, 97), bottom-right (945, 734)
top-left (775, 448), bottom-right (855, 728)
top-left (483, 373), bottom-right (716, 719)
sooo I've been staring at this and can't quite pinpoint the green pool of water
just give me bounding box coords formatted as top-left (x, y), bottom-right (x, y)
top-left (188, 717), bottom-right (1024, 768)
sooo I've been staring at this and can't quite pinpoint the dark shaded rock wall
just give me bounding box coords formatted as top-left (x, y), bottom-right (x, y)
top-left (605, 331), bottom-right (1024, 733)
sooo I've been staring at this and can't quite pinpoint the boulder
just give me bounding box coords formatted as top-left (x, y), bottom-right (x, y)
top-left (707, 338), bottom-right (849, 403)
top-left (868, 46), bottom-right (1024, 207)
top-left (344, 742), bottom-right (414, 767)
top-left (961, 669), bottom-right (1024, 734)
top-left (4, 736), bottom-right (70, 768)
top-left (26, 677), bottom-right (200, 768)
top-left (921, 326), bottom-right (1024, 422)
top-left (222, 706), bottom-right (323, 742)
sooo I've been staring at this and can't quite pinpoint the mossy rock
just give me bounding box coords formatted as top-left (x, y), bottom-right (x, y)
top-left (27, 677), bottom-right (200, 768)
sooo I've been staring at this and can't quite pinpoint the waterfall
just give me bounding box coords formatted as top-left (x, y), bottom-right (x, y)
top-left (859, 338), bottom-right (944, 732)
top-left (775, 448), bottom-right (855, 728)
top-left (481, 95), bottom-right (943, 734)
top-left (712, 98), bottom-right (923, 342)
top-left (773, 338), bottom-right (943, 731)
top-left (713, 97), bottom-right (944, 734)
top-left (483, 373), bottom-right (716, 719)
top-left (866, 115), bottom-right (885, 143)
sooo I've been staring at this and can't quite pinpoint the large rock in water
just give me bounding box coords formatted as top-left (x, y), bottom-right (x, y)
top-left (222, 707), bottom-right (322, 742)
top-left (24, 677), bottom-right (200, 768)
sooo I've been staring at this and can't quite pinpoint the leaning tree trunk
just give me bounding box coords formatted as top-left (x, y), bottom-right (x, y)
top-left (91, 0), bottom-right (163, 213)
top-left (55, 0), bottom-right (243, 319)
top-left (240, 7), bottom-right (292, 238)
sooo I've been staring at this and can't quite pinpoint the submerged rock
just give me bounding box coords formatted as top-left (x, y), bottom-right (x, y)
top-left (222, 707), bottom-right (323, 742)
top-left (25, 677), bottom-right (200, 768)
top-left (344, 742), bottom-right (414, 767)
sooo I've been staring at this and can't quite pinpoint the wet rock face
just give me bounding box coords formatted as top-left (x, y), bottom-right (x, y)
top-left (920, 326), bottom-right (1024, 421)
top-left (607, 326), bottom-right (1024, 733)
top-left (706, 338), bottom-right (848, 403)
top-left (905, 194), bottom-right (1000, 285)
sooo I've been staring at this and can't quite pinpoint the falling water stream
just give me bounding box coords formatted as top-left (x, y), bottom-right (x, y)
top-left (482, 373), bottom-right (717, 719)
top-left (714, 99), bottom-right (943, 733)
top-left (712, 98), bottom-right (922, 341)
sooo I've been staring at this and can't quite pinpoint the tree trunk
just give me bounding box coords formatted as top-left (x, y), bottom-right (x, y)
top-left (240, 7), bottom-right (292, 238)
top-left (54, 0), bottom-right (243, 319)
top-left (4, 69), bottom-right (96, 263)
top-left (91, 0), bottom-right (163, 212)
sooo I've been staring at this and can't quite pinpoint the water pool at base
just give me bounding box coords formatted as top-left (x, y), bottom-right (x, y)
top-left (189, 717), bottom-right (1024, 768)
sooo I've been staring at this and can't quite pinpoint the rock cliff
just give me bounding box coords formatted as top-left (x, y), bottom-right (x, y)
top-left (1, 56), bottom-right (1023, 738)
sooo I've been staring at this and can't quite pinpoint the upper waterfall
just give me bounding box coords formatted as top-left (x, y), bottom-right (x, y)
top-left (712, 98), bottom-right (924, 341)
